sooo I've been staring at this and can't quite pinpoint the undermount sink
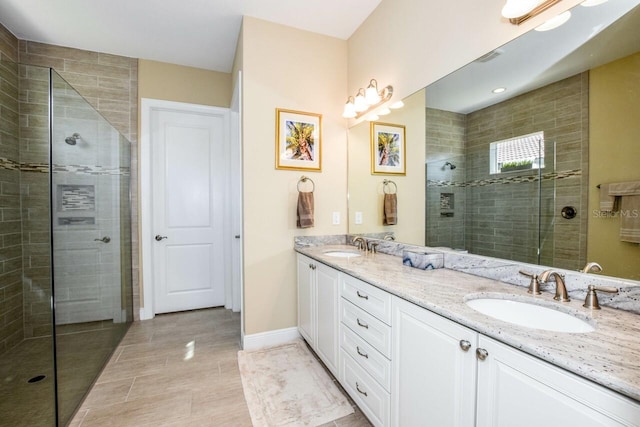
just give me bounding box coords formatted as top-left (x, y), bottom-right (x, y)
top-left (466, 298), bottom-right (594, 333)
top-left (323, 250), bottom-right (362, 258)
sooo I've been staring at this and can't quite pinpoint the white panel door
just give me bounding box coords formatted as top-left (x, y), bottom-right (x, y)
top-left (151, 107), bottom-right (227, 314)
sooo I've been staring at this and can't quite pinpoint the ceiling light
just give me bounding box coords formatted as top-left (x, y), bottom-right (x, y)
top-left (501, 0), bottom-right (543, 19)
top-left (378, 107), bottom-right (391, 116)
top-left (580, 0), bottom-right (608, 6)
top-left (492, 87), bottom-right (507, 93)
top-left (366, 114), bottom-right (379, 122)
top-left (390, 100), bottom-right (404, 109)
top-left (535, 10), bottom-right (571, 31)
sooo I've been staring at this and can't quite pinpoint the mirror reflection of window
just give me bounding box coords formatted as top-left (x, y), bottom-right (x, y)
top-left (489, 131), bottom-right (545, 174)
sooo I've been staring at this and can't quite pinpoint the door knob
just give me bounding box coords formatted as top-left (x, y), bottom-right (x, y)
top-left (155, 235), bottom-right (168, 241)
top-left (94, 236), bottom-right (111, 243)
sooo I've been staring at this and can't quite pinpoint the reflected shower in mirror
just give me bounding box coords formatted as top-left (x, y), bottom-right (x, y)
top-left (348, 0), bottom-right (640, 281)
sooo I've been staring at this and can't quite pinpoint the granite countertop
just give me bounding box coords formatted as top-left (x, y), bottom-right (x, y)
top-left (295, 244), bottom-right (640, 403)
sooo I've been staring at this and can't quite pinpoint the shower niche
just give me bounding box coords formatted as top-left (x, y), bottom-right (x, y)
top-left (55, 184), bottom-right (96, 226)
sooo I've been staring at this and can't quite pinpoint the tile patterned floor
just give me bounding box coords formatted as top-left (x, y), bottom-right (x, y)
top-left (70, 308), bottom-right (372, 427)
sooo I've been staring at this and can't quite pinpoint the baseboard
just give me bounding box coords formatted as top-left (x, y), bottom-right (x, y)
top-left (139, 307), bottom-right (154, 321)
top-left (242, 327), bottom-right (301, 351)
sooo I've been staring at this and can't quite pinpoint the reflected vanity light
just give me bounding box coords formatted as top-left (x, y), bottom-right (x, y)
top-left (390, 100), bottom-right (404, 109)
top-left (581, 0), bottom-right (608, 6)
top-left (342, 79), bottom-right (394, 119)
top-left (502, 0), bottom-right (562, 25)
top-left (535, 10), bottom-right (571, 31)
top-left (492, 87), bottom-right (507, 93)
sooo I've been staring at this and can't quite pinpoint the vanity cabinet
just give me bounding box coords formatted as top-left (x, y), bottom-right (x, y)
top-left (476, 335), bottom-right (640, 427)
top-left (339, 274), bottom-right (393, 427)
top-left (296, 254), bottom-right (340, 376)
top-left (392, 296), bottom-right (477, 427)
top-left (392, 296), bottom-right (640, 427)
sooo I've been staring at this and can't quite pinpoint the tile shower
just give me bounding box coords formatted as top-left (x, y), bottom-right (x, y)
top-left (425, 73), bottom-right (589, 270)
top-left (0, 57), bottom-right (133, 426)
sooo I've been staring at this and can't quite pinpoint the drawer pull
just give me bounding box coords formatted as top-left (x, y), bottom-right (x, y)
top-left (356, 318), bottom-right (369, 329)
top-left (356, 382), bottom-right (368, 397)
top-left (356, 291), bottom-right (369, 300)
top-left (356, 346), bottom-right (369, 359)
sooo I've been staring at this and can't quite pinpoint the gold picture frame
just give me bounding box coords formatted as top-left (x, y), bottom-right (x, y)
top-left (371, 122), bottom-right (406, 175)
top-left (275, 108), bottom-right (322, 171)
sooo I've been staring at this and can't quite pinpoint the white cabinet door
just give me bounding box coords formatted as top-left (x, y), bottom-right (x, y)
top-left (476, 335), bottom-right (640, 427)
top-left (392, 297), bottom-right (477, 427)
top-left (316, 263), bottom-right (340, 377)
top-left (297, 254), bottom-right (315, 346)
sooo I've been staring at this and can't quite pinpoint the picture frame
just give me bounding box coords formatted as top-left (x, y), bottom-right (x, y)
top-left (275, 108), bottom-right (322, 171)
top-left (371, 122), bottom-right (406, 175)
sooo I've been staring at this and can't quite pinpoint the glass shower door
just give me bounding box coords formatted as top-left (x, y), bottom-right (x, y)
top-left (50, 70), bottom-right (131, 425)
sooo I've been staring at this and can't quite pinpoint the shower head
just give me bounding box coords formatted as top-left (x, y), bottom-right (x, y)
top-left (444, 161), bottom-right (457, 170)
top-left (65, 133), bottom-right (81, 145)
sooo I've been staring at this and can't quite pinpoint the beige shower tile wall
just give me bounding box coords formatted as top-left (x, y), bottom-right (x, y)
top-left (0, 23), bottom-right (23, 353)
top-left (18, 41), bottom-right (141, 321)
top-left (465, 73), bottom-right (588, 269)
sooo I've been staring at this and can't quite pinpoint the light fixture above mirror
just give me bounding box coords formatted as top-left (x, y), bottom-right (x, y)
top-left (342, 79), bottom-right (395, 120)
top-left (502, 0), bottom-right (562, 25)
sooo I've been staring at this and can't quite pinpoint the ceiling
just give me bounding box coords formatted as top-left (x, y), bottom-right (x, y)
top-left (426, 0), bottom-right (640, 113)
top-left (0, 0), bottom-right (381, 72)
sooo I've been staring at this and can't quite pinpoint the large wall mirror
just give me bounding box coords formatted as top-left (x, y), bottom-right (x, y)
top-left (348, 0), bottom-right (640, 281)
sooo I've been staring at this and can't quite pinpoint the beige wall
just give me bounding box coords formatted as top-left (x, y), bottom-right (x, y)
top-left (348, 0), bottom-right (582, 102)
top-left (588, 52), bottom-right (640, 280)
top-left (241, 17), bottom-right (348, 335)
top-left (138, 59), bottom-right (232, 107)
top-left (348, 89), bottom-right (425, 245)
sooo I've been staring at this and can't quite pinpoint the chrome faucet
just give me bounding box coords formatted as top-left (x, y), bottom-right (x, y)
top-left (352, 236), bottom-right (367, 252)
top-left (581, 262), bottom-right (603, 274)
top-left (538, 270), bottom-right (570, 302)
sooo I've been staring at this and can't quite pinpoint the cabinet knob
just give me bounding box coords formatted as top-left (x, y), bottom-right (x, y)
top-left (476, 348), bottom-right (489, 361)
top-left (355, 382), bottom-right (368, 397)
top-left (356, 291), bottom-right (369, 300)
top-left (459, 340), bottom-right (471, 352)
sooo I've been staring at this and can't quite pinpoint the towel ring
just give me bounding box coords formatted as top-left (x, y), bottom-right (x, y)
top-left (297, 176), bottom-right (315, 192)
top-left (383, 179), bottom-right (397, 194)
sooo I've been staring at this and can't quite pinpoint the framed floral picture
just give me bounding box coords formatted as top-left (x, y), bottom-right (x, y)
top-left (275, 108), bottom-right (322, 171)
top-left (371, 122), bottom-right (406, 175)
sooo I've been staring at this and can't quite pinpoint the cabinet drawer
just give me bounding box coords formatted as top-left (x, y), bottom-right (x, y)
top-left (340, 325), bottom-right (391, 392)
top-left (341, 275), bottom-right (392, 325)
top-left (341, 298), bottom-right (391, 359)
top-left (341, 350), bottom-right (390, 427)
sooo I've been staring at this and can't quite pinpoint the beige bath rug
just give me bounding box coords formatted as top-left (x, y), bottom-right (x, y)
top-left (238, 340), bottom-right (354, 426)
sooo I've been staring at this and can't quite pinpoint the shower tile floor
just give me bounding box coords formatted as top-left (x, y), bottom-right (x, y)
top-left (69, 308), bottom-right (372, 427)
top-left (0, 321), bottom-right (128, 427)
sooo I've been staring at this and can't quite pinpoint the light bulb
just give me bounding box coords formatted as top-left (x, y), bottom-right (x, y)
top-left (535, 10), bottom-right (571, 31)
top-left (390, 101), bottom-right (404, 109)
top-left (342, 99), bottom-right (356, 118)
top-left (581, 0), bottom-right (608, 6)
top-left (354, 89), bottom-right (368, 112)
top-left (366, 114), bottom-right (379, 122)
top-left (378, 107), bottom-right (391, 116)
top-left (365, 80), bottom-right (381, 105)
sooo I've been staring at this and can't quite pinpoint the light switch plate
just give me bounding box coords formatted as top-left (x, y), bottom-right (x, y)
top-left (332, 212), bottom-right (340, 225)
top-left (355, 211), bottom-right (363, 225)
